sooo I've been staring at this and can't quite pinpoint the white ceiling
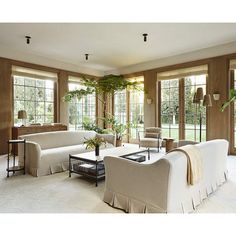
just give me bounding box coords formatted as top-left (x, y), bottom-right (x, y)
top-left (0, 23), bottom-right (236, 76)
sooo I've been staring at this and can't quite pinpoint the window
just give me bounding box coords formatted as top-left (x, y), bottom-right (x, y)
top-left (68, 79), bottom-right (96, 131)
top-left (229, 60), bottom-right (236, 151)
top-left (12, 66), bottom-right (57, 126)
top-left (129, 83), bottom-right (144, 140)
top-left (158, 65), bottom-right (208, 142)
top-left (114, 89), bottom-right (127, 125)
top-left (234, 71), bottom-right (236, 147)
top-left (160, 79), bottom-right (179, 140)
top-left (113, 76), bottom-right (144, 142)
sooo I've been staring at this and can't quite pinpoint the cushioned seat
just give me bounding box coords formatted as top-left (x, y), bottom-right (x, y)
top-left (138, 127), bottom-right (162, 159)
top-left (18, 130), bottom-right (115, 177)
top-left (103, 139), bottom-right (228, 213)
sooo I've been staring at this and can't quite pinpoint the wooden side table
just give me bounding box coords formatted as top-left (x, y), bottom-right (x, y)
top-left (163, 138), bottom-right (175, 152)
top-left (7, 139), bottom-right (26, 177)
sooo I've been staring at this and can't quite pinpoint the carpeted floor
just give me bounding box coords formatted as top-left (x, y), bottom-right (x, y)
top-left (0, 149), bottom-right (236, 213)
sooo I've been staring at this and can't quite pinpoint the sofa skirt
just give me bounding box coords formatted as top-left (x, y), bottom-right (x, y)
top-left (103, 170), bottom-right (228, 213)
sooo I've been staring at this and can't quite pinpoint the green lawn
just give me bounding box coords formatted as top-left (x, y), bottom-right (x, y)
top-left (161, 124), bottom-right (206, 142)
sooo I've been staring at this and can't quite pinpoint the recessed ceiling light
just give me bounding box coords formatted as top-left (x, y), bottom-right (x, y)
top-left (142, 33), bottom-right (148, 42)
top-left (25, 36), bottom-right (31, 44)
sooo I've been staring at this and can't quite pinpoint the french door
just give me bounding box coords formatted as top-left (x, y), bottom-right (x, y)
top-left (158, 74), bottom-right (207, 141)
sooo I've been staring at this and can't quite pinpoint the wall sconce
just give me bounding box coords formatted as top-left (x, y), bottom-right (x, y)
top-left (213, 93), bottom-right (220, 101)
top-left (146, 98), bottom-right (152, 105)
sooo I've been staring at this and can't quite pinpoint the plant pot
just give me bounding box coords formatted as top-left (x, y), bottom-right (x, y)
top-left (116, 139), bottom-right (122, 147)
top-left (95, 145), bottom-right (100, 156)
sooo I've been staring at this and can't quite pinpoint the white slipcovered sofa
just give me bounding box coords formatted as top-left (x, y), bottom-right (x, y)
top-left (19, 130), bottom-right (115, 177)
top-left (103, 139), bottom-right (228, 213)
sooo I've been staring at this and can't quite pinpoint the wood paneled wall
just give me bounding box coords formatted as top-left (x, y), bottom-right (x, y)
top-left (143, 70), bottom-right (157, 127)
top-left (1, 52), bottom-right (236, 154)
top-left (0, 57), bottom-right (96, 155)
top-left (138, 53), bottom-right (236, 153)
top-left (207, 57), bottom-right (230, 141)
top-left (0, 59), bottom-right (12, 154)
top-left (58, 71), bottom-right (69, 125)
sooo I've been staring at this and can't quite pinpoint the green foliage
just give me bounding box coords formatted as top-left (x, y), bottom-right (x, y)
top-left (63, 74), bottom-right (143, 102)
top-left (63, 87), bottom-right (95, 102)
top-left (84, 137), bottom-right (106, 149)
top-left (221, 89), bottom-right (236, 112)
top-left (82, 117), bottom-right (106, 134)
top-left (160, 77), bottom-right (206, 125)
top-left (101, 113), bottom-right (134, 140)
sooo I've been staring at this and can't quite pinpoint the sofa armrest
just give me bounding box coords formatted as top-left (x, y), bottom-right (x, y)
top-left (19, 141), bottom-right (42, 170)
top-left (103, 156), bottom-right (170, 212)
top-left (96, 133), bottom-right (116, 146)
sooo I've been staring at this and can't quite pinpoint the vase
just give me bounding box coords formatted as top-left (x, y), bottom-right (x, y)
top-left (95, 145), bottom-right (100, 156)
top-left (116, 139), bottom-right (122, 147)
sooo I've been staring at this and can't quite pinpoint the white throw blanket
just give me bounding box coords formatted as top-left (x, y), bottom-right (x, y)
top-left (168, 145), bottom-right (202, 185)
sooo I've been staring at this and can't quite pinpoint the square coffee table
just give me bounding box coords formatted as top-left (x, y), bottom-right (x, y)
top-left (69, 146), bottom-right (147, 186)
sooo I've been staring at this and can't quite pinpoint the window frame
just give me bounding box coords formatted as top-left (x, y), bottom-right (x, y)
top-left (158, 74), bottom-right (208, 142)
top-left (230, 70), bottom-right (236, 154)
top-left (12, 75), bottom-right (57, 126)
top-left (68, 80), bottom-right (96, 131)
top-left (112, 77), bottom-right (144, 143)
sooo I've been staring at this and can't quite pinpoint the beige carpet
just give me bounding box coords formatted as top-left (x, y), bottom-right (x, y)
top-left (0, 150), bottom-right (236, 213)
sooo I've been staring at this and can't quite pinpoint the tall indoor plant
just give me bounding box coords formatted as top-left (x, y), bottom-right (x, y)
top-left (63, 74), bottom-right (143, 128)
top-left (101, 114), bottom-right (133, 146)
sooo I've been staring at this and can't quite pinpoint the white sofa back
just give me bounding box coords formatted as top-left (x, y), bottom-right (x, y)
top-left (19, 130), bottom-right (97, 150)
top-left (103, 139), bottom-right (228, 213)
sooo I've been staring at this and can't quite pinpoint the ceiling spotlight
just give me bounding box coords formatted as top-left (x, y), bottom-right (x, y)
top-left (143, 33), bottom-right (148, 42)
top-left (85, 54), bottom-right (89, 60)
top-left (25, 36), bottom-right (31, 44)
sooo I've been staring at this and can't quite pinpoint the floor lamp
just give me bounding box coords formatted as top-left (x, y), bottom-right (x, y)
top-left (193, 88), bottom-right (212, 142)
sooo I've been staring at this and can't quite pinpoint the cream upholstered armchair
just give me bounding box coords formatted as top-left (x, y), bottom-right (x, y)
top-left (138, 127), bottom-right (162, 160)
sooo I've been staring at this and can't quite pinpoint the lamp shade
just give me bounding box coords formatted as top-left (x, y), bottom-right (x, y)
top-left (203, 94), bottom-right (212, 107)
top-left (18, 110), bottom-right (27, 119)
top-left (196, 87), bottom-right (204, 101)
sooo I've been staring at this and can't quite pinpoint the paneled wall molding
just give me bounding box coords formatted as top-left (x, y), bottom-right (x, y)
top-left (0, 59), bottom-right (12, 154)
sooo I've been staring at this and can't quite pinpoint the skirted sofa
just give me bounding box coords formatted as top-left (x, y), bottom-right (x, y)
top-left (18, 130), bottom-right (115, 177)
top-left (103, 139), bottom-right (228, 213)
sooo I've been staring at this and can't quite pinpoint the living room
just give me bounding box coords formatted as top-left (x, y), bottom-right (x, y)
top-left (1, 1), bottom-right (236, 236)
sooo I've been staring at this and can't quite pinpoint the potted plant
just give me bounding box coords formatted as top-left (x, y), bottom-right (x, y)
top-left (102, 114), bottom-right (133, 147)
top-left (83, 136), bottom-right (106, 156)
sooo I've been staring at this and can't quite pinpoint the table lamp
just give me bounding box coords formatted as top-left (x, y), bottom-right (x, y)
top-left (18, 110), bottom-right (27, 126)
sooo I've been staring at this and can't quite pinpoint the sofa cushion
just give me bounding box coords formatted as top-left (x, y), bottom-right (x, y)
top-left (139, 138), bottom-right (160, 148)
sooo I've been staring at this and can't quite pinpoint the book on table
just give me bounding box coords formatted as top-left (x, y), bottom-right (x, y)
top-left (124, 154), bottom-right (146, 162)
top-left (73, 163), bottom-right (105, 175)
